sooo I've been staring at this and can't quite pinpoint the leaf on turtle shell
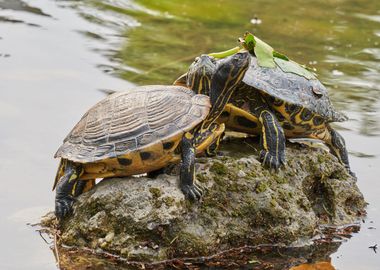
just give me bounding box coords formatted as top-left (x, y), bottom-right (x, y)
top-left (274, 57), bottom-right (316, 80)
top-left (243, 32), bottom-right (256, 52)
top-left (273, 51), bottom-right (289, 61)
top-left (239, 32), bottom-right (316, 79)
top-left (253, 36), bottom-right (276, 68)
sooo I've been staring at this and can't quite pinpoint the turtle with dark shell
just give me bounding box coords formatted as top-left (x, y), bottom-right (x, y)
top-left (175, 52), bottom-right (353, 176)
top-left (53, 52), bottom-right (250, 219)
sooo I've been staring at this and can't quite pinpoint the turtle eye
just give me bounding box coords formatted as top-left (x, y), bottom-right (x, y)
top-left (209, 56), bottom-right (216, 64)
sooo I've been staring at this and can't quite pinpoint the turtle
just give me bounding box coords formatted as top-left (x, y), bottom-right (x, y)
top-left (53, 51), bottom-right (250, 219)
top-left (174, 53), bottom-right (353, 176)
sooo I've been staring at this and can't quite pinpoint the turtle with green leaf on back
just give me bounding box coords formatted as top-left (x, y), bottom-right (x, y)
top-left (174, 32), bottom-right (354, 176)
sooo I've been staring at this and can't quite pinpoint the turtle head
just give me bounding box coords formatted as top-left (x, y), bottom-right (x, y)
top-left (186, 54), bottom-right (217, 95)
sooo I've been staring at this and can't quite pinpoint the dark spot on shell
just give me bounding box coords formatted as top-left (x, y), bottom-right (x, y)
top-left (117, 158), bottom-right (132, 166)
top-left (285, 103), bottom-right (300, 114)
top-left (140, 152), bottom-right (152, 160)
top-left (163, 141), bottom-right (175, 150)
top-left (235, 116), bottom-right (258, 129)
top-left (300, 108), bottom-right (313, 121)
top-left (313, 116), bottom-right (324, 126)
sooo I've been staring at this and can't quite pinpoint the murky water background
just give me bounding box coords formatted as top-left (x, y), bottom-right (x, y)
top-left (0, 0), bottom-right (379, 269)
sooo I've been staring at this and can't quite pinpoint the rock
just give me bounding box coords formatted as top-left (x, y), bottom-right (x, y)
top-left (50, 137), bottom-right (366, 262)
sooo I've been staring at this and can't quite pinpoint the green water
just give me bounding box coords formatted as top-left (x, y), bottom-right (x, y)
top-left (0, 0), bottom-right (379, 269)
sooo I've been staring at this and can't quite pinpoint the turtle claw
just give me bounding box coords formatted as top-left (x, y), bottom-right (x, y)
top-left (259, 150), bottom-right (285, 171)
top-left (55, 196), bottom-right (75, 220)
top-left (181, 184), bottom-right (203, 201)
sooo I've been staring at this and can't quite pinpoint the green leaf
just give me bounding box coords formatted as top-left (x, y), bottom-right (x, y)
top-left (274, 58), bottom-right (316, 80)
top-left (243, 32), bottom-right (256, 52)
top-left (253, 36), bottom-right (275, 68)
top-left (273, 51), bottom-right (289, 61)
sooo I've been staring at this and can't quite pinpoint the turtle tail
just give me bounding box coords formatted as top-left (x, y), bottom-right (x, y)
top-left (52, 159), bottom-right (67, 191)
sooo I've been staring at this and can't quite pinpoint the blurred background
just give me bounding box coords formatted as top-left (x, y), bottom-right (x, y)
top-left (0, 0), bottom-right (379, 269)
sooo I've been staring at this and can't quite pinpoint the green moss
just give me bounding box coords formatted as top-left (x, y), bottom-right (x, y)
top-left (255, 181), bottom-right (268, 193)
top-left (196, 173), bottom-right (209, 183)
top-left (210, 161), bottom-right (228, 176)
top-left (169, 232), bottom-right (208, 257)
top-left (149, 187), bottom-right (162, 199)
top-left (273, 174), bottom-right (287, 184)
top-left (162, 196), bottom-right (175, 207)
top-left (270, 199), bottom-right (278, 207)
top-left (317, 154), bottom-right (326, 163)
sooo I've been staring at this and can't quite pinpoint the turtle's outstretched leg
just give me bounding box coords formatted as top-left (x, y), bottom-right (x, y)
top-left (55, 161), bottom-right (83, 219)
top-left (180, 132), bottom-right (203, 200)
top-left (258, 110), bottom-right (286, 170)
top-left (311, 125), bottom-right (354, 177)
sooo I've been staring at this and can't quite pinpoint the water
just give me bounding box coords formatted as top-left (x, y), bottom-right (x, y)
top-left (0, 0), bottom-right (379, 269)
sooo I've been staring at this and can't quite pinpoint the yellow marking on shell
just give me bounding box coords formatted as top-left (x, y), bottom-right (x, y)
top-left (81, 133), bottom-right (184, 180)
top-left (221, 104), bottom-right (261, 134)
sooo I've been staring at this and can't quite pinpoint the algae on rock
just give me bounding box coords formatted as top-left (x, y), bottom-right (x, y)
top-left (43, 137), bottom-right (366, 262)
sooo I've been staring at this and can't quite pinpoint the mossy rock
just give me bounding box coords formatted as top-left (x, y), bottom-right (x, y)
top-left (45, 137), bottom-right (366, 262)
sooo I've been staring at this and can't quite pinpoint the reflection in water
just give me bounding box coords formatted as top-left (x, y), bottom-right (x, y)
top-left (46, 234), bottom-right (342, 270)
top-left (290, 261), bottom-right (335, 270)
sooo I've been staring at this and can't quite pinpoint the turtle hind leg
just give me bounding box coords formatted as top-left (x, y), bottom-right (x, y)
top-left (55, 161), bottom-right (83, 220)
top-left (259, 110), bottom-right (286, 170)
top-left (311, 125), bottom-right (354, 177)
top-left (180, 133), bottom-right (203, 200)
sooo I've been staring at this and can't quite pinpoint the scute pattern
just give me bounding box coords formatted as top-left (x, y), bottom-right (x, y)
top-left (55, 85), bottom-right (211, 162)
top-left (242, 57), bottom-right (347, 122)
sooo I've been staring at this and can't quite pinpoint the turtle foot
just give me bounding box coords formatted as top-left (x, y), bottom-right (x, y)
top-left (181, 184), bottom-right (203, 201)
top-left (259, 150), bottom-right (286, 170)
top-left (55, 196), bottom-right (75, 220)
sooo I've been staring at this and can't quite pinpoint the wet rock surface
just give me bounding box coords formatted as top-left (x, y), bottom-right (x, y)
top-left (42, 137), bottom-right (366, 262)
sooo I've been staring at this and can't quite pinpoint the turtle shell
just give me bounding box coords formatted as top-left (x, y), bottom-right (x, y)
top-left (241, 56), bottom-right (347, 122)
top-left (55, 85), bottom-right (211, 163)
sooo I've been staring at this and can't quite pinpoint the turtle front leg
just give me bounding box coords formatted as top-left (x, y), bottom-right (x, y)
top-left (258, 110), bottom-right (286, 170)
top-left (55, 162), bottom-right (83, 219)
top-left (180, 133), bottom-right (203, 200)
